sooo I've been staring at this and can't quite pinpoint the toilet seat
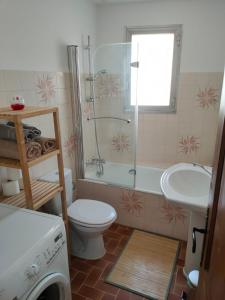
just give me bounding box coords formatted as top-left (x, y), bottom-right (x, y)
top-left (68, 199), bottom-right (117, 227)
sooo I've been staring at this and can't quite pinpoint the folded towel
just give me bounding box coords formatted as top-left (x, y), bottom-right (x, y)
top-left (7, 121), bottom-right (41, 139)
top-left (0, 139), bottom-right (42, 161)
top-left (35, 137), bottom-right (57, 154)
top-left (0, 124), bottom-right (34, 142)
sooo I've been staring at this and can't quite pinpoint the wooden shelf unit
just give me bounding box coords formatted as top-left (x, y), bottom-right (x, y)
top-left (0, 149), bottom-right (60, 169)
top-left (0, 180), bottom-right (63, 210)
top-left (0, 106), bottom-right (69, 237)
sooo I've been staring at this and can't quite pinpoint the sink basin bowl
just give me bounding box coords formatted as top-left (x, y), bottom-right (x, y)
top-left (160, 163), bottom-right (212, 213)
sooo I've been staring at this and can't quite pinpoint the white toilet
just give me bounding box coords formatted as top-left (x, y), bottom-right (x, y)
top-left (40, 169), bottom-right (117, 260)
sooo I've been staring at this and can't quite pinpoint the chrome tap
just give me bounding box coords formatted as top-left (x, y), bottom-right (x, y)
top-left (86, 158), bottom-right (105, 166)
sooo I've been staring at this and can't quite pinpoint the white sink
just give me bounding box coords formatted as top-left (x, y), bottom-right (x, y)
top-left (160, 163), bottom-right (212, 213)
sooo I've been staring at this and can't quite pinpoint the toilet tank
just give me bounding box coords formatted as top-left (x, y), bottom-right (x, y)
top-left (40, 168), bottom-right (73, 215)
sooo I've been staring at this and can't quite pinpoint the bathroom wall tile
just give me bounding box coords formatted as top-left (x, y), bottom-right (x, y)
top-left (81, 72), bottom-right (221, 168)
top-left (30, 156), bottom-right (58, 179)
top-left (163, 115), bottom-right (179, 164)
top-left (56, 88), bottom-right (71, 105)
top-left (33, 71), bottom-right (57, 105)
top-left (3, 70), bottom-right (23, 91)
top-left (0, 71), bottom-right (6, 92)
top-left (19, 71), bottom-right (36, 90)
top-left (20, 91), bottom-right (38, 106)
top-left (77, 180), bottom-right (189, 241)
top-left (56, 72), bottom-right (70, 89)
top-left (0, 92), bottom-right (10, 106)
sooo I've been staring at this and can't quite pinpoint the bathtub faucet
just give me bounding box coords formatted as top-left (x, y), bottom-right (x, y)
top-left (86, 158), bottom-right (105, 166)
top-left (192, 162), bottom-right (212, 176)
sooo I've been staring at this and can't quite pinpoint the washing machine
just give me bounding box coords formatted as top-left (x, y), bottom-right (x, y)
top-left (0, 203), bottom-right (71, 300)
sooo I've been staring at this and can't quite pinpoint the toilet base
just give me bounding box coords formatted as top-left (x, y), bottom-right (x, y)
top-left (71, 227), bottom-right (106, 260)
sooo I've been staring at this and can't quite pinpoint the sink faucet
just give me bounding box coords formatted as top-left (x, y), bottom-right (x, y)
top-left (192, 162), bottom-right (212, 176)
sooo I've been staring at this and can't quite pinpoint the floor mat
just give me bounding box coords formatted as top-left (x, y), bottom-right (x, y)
top-left (106, 230), bottom-right (180, 300)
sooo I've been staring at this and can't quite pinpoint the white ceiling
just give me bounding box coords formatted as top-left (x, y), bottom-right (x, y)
top-left (93, 0), bottom-right (156, 4)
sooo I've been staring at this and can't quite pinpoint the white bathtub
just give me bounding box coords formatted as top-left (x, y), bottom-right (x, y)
top-left (85, 162), bottom-right (164, 195)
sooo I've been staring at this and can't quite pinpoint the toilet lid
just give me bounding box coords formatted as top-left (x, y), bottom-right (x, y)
top-left (68, 199), bottom-right (117, 226)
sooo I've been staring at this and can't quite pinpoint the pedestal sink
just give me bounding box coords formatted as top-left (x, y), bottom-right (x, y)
top-left (160, 163), bottom-right (211, 213)
top-left (160, 163), bottom-right (212, 276)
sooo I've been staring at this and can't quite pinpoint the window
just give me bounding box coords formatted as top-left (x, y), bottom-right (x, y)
top-left (126, 25), bottom-right (182, 113)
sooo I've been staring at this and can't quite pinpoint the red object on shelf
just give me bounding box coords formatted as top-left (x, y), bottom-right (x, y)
top-left (11, 103), bottom-right (25, 110)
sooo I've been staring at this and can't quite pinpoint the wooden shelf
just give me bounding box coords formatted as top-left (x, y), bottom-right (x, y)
top-left (0, 180), bottom-right (63, 210)
top-left (28, 149), bottom-right (60, 167)
top-left (0, 106), bottom-right (70, 259)
top-left (0, 106), bottom-right (57, 120)
top-left (0, 149), bottom-right (60, 169)
top-left (0, 157), bottom-right (21, 169)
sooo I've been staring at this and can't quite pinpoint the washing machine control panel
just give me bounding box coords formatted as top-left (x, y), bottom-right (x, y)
top-left (42, 232), bottom-right (66, 266)
top-left (24, 230), bottom-right (66, 282)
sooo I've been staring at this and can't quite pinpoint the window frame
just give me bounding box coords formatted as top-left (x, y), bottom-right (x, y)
top-left (125, 24), bottom-right (182, 113)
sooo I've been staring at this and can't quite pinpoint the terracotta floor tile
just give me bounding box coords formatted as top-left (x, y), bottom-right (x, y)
top-left (106, 239), bottom-right (120, 254)
top-left (103, 253), bottom-right (118, 263)
top-left (116, 289), bottom-right (130, 300)
top-left (95, 280), bottom-right (119, 296)
top-left (72, 293), bottom-right (86, 300)
top-left (113, 246), bottom-right (123, 256)
top-left (87, 258), bottom-right (109, 270)
top-left (130, 293), bottom-right (145, 300)
top-left (118, 236), bottom-right (129, 247)
top-left (116, 226), bottom-right (133, 236)
top-left (179, 241), bottom-right (187, 261)
top-left (103, 236), bottom-right (111, 244)
top-left (69, 268), bottom-right (78, 280)
top-left (106, 231), bottom-right (123, 241)
top-left (70, 223), bottom-right (191, 300)
top-left (168, 294), bottom-right (180, 300)
top-left (71, 272), bottom-right (87, 293)
top-left (101, 262), bottom-right (114, 280)
top-left (85, 267), bottom-right (103, 287)
top-left (71, 259), bottom-right (93, 274)
top-left (108, 223), bottom-right (120, 232)
top-left (101, 293), bottom-right (116, 300)
top-left (79, 285), bottom-right (103, 300)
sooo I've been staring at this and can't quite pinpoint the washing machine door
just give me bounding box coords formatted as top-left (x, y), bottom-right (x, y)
top-left (26, 273), bottom-right (71, 300)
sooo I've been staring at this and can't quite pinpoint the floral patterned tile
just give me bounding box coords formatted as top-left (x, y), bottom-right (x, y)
top-left (196, 87), bottom-right (219, 109)
top-left (179, 136), bottom-right (200, 155)
top-left (35, 73), bottom-right (56, 104)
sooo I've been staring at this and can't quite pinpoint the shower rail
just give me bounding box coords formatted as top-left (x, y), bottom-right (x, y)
top-left (87, 116), bottom-right (131, 124)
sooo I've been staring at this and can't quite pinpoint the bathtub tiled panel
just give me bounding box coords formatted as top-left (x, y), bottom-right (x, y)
top-left (77, 180), bottom-right (190, 241)
top-left (82, 71), bottom-right (223, 168)
top-left (0, 69), bottom-right (75, 182)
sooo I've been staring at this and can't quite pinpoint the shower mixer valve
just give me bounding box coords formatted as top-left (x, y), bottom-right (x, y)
top-left (86, 158), bottom-right (106, 166)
